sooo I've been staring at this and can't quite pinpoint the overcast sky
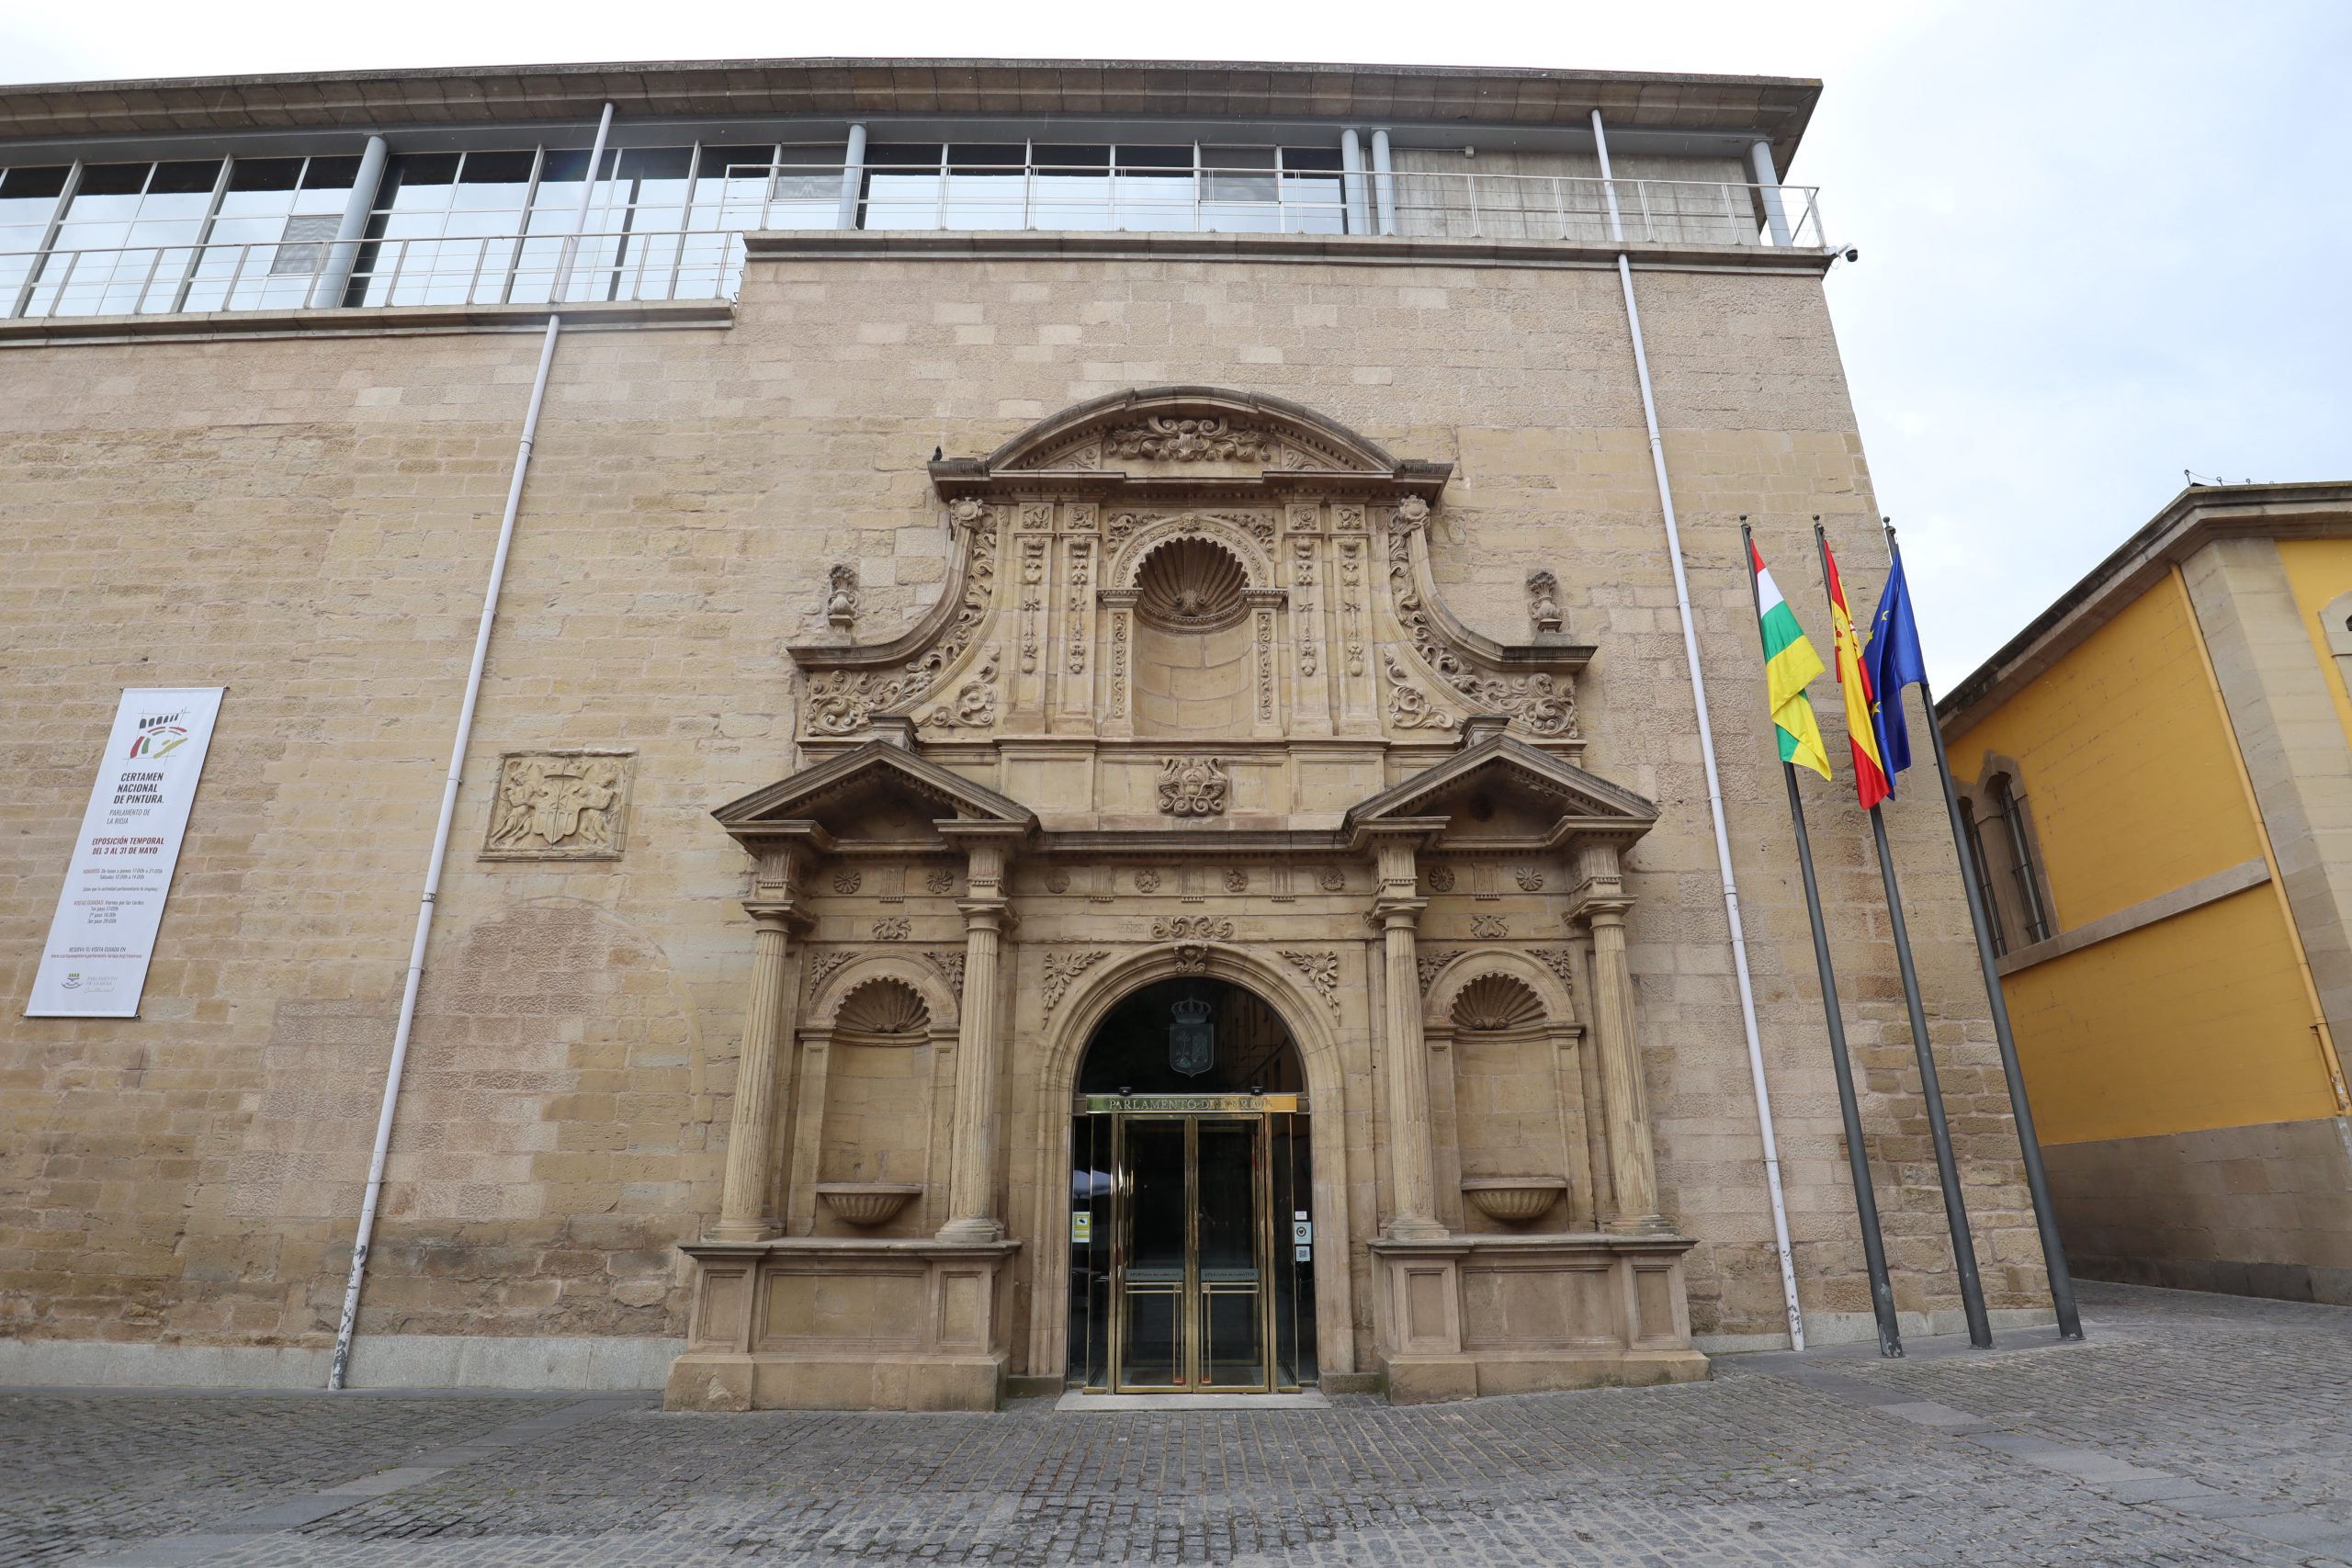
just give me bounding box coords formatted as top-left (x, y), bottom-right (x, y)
top-left (7, 0), bottom-right (2346, 685)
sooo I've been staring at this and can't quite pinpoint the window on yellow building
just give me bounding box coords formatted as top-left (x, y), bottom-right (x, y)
top-left (1988, 773), bottom-right (2053, 945)
top-left (1962, 807), bottom-right (2009, 955)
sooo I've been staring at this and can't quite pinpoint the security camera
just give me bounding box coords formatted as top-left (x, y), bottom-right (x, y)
top-left (1843, 246), bottom-right (1860, 263)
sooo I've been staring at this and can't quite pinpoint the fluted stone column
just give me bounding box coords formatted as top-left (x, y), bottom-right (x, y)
top-left (1369, 829), bottom-right (1446, 1241)
top-left (1577, 841), bottom-right (1665, 1233)
top-left (939, 830), bottom-right (1019, 1242)
top-left (710, 848), bottom-right (809, 1242)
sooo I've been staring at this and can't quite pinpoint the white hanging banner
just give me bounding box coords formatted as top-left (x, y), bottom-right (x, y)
top-left (26, 688), bottom-right (226, 1019)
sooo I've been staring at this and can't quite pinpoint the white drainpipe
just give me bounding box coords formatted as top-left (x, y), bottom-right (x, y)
top-left (328, 104), bottom-right (616, 1391)
top-left (1593, 107), bottom-right (1805, 1350)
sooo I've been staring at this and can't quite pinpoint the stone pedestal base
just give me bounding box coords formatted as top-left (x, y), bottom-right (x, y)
top-left (1370, 1232), bottom-right (1710, 1404)
top-left (665, 1237), bottom-right (1020, 1412)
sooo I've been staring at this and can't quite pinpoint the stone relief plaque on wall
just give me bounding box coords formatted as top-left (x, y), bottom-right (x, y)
top-left (481, 750), bottom-right (634, 861)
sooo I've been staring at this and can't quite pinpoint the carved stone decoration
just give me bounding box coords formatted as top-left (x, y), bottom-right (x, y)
top-left (1470, 914), bottom-right (1510, 939)
top-left (1534, 948), bottom-right (1578, 994)
top-left (1452, 974), bottom-right (1544, 1032)
top-left (924, 868), bottom-right (956, 896)
top-left (1426, 865), bottom-right (1457, 893)
top-left (1384, 652), bottom-right (1459, 731)
top-left (872, 916), bottom-right (911, 942)
top-left (836, 977), bottom-right (931, 1036)
top-left (1104, 416), bottom-right (1272, 463)
top-left (806, 950), bottom-right (856, 995)
top-left (1135, 869), bottom-right (1161, 893)
top-left (922, 949), bottom-right (965, 994)
top-left (1170, 945), bottom-right (1210, 976)
top-left (1067, 540), bottom-right (1091, 677)
top-left (827, 564), bottom-right (859, 629)
top-left (482, 750), bottom-right (632, 860)
top-left (1338, 539), bottom-right (1365, 676)
top-left (1136, 536), bottom-right (1250, 632)
top-left (1291, 538), bottom-right (1320, 678)
top-left (1528, 570), bottom-right (1565, 636)
top-left (1156, 757), bottom-right (1230, 818)
top-left (1046, 870), bottom-right (1071, 895)
top-left (802, 502), bottom-right (998, 736)
top-left (1280, 950), bottom-right (1341, 1012)
top-left (1041, 950), bottom-right (1109, 1013)
top-left (1391, 584), bottom-right (1576, 738)
top-left (1514, 866), bottom-right (1545, 893)
top-left (831, 868), bottom-right (863, 895)
top-left (1392, 495), bottom-right (1431, 535)
top-left (1151, 916), bottom-right (1235, 942)
top-left (1109, 606), bottom-right (1130, 716)
top-left (1255, 608), bottom-right (1275, 721)
top-left (1317, 866), bottom-right (1346, 892)
top-left (1018, 537), bottom-right (1046, 673)
top-left (1416, 953), bottom-right (1447, 992)
top-left (1223, 868), bottom-right (1249, 893)
top-left (923, 649), bottom-right (1000, 730)
top-left (1334, 503), bottom-right (1365, 532)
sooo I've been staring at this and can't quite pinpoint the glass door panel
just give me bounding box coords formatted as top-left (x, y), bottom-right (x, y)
top-left (1194, 1119), bottom-right (1265, 1389)
top-left (1116, 1118), bottom-right (1187, 1389)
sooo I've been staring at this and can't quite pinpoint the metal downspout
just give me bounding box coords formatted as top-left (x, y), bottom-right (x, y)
top-left (328, 102), bottom-right (616, 1391)
top-left (1594, 107), bottom-right (1805, 1349)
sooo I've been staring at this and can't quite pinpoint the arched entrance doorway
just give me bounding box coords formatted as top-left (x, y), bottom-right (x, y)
top-left (1066, 977), bottom-right (1317, 1393)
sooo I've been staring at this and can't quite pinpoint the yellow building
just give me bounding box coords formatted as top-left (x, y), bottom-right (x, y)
top-left (1939, 481), bottom-right (2352, 1304)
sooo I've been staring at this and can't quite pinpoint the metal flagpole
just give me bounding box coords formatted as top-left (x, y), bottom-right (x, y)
top-left (1744, 521), bottom-right (1903, 1358)
top-left (1815, 519), bottom-right (1994, 1349)
top-left (1885, 520), bottom-right (2083, 1340)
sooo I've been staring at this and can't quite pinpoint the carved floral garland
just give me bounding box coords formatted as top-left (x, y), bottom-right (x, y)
top-left (1386, 503), bottom-right (1577, 739)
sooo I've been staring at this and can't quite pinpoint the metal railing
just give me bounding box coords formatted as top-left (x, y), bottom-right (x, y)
top-left (3, 228), bottom-right (748, 320)
top-left (1, 172), bottom-right (1826, 321)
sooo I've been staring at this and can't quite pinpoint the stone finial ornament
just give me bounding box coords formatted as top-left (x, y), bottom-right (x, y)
top-left (827, 564), bottom-right (859, 629)
top-left (1528, 570), bottom-right (1564, 636)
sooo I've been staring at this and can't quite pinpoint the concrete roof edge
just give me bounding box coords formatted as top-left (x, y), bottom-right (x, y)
top-left (1937, 479), bottom-right (2352, 734)
top-left (0, 56), bottom-right (1821, 164)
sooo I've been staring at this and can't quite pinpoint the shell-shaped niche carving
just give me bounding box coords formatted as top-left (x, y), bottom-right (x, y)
top-left (834, 977), bottom-right (932, 1037)
top-left (1135, 536), bottom-right (1250, 633)
top-left (1451, 974), bottom-right (1545, 1033)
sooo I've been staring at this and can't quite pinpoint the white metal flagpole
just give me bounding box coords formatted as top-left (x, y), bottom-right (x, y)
top-left (1593, 108), bottom-right (1804, 1349)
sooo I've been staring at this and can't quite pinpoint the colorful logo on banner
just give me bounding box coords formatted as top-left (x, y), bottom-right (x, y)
top-left (126, 712), bottom-right (191, 760)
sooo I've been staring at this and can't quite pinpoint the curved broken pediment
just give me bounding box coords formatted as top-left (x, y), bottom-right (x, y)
top-left (956, 386), bottom-right (1423, 486)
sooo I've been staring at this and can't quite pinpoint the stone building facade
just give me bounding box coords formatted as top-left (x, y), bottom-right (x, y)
top-left (0, 59), bottom-right (2054, 1405)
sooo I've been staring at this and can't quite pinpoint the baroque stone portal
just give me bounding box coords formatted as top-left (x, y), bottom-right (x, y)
top-left (667, 389), bottom-right (1701, 1413)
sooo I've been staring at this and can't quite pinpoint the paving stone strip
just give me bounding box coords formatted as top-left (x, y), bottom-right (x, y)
top-left (59, 1394), bottom-right (646, 1568)
top-left (1732, 1339), bottom-right (2352, 1565)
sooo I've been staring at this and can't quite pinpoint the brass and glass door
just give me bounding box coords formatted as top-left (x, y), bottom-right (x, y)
top-left (1067, 1093), bottom-right (1313, 1393)
top-left (1113, 1111), bottom-right (1269, 1392)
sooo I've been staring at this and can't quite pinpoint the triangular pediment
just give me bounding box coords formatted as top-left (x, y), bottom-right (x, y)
top-left (1344, 734), bottom-right (1657, 848)
top-left (714, 741), bottom-right (1035, 849)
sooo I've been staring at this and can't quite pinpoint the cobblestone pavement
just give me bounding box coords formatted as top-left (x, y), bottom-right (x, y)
top-left (6, 1283), bottom-right (2350, 1567)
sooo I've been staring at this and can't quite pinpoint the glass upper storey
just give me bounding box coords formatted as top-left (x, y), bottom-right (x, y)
top-left (0, 124), bottom-right (1825, 320)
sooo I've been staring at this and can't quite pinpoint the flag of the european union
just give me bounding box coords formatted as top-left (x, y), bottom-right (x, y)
top-left (1867, 554), bottom-right (1928, 784)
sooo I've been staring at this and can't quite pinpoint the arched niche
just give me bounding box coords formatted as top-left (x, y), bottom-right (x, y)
top-left (791, 953), bottom-right (962, 1237)
top-left (1421, 950), bottom-right (1595, 1233)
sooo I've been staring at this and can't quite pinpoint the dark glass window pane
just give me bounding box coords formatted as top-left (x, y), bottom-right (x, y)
top-left (77, 163), bottom-right (152, 197)
top-left (1115, 145), bottom-right (1193, 172)
top-left (383, 153), bottom-right (459, 193)
top-left (697, 144), bottom-right (775, 180)
top-left (616, 146), bottom-right (692, 180)
top-left (1033, 144), bottom-right (1109, 170)
top-left (948, 143), bottom-right (1024, 172)
top-left (1281, 146), bottom-right (1343, 172)
top-left (302, 154), bottom-right (363, 190)
top-left (229, 158), bottom-right (303, 193)
top-left (0, 165), bottom-right (71, 199)
top-left (462, 149), bottom-right (538, 185)
top-left (150, 160), bottom-right (222, 195)
top-left (866, 143), bottom-right (944, 167)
